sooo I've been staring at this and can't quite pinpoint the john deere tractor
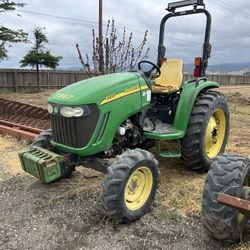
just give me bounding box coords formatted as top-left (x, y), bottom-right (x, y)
top-left (19, 0), bottom-right (230, 223)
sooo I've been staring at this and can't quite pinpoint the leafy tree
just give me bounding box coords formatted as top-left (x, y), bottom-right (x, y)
top-left (20, 27), bottom-right (62, 91)
top-left (0, 0), bottom-right (28, 60)
top-left (76, 19), bottom-right (149, 75)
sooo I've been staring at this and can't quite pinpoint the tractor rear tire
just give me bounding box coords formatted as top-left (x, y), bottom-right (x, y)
top-left (202, 154), bottom-right (250, 243)
top-left (101, 148), bottom-right (159, 223)
top-left (181, 90), bottom-right (229, 171)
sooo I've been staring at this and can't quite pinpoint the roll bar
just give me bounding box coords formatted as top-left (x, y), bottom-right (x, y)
top-left (157, 1), bottom-right (212, 77)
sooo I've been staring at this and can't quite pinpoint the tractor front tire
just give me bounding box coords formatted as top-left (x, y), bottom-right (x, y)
top-left (30, 129), bottom-right (52, 149)
top-left (202, 154), bottom-right (250, 243)
top-left (101, 148), bottom-right (159, 223)
top-left (181, 90), bottom-right (230, 171)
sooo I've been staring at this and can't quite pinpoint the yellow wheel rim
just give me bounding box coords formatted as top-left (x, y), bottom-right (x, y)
top-left (124, 166), bottom-right (153, 211)
top-left (205, 109), bottom-right (226, 159)
top-left (238, 177), bottom-right (249, 224)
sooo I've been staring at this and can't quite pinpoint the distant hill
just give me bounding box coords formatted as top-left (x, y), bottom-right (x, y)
top-left (59, 62), bottom-right (250, 75)
top-left (57, 67), bottom-right (83, 71)
top-left (184, 62), bottom-right (250, 74)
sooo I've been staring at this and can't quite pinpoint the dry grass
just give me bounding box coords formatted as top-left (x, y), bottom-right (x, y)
top-left (48, 167), bottom-right (104, 203)
top-left (156, 158), bottom-right (206, 217)
top-left (232, 245), bottom-right (250, 250)
top-left (0, 89), bottom-right (56, 107)
top-left (0, 135), bottom-right (27, 181)
top-left (220, 85), bottom-right (250, 97)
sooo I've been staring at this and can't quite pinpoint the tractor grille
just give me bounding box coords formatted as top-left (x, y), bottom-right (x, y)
top-left (51, 104), bottom-right (99, 148)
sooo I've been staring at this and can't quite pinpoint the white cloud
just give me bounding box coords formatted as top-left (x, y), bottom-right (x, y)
top-left (1, 0), bottom-right (250, 68)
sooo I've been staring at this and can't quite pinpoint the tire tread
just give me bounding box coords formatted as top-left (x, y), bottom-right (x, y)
top-left (202, 154), bottom-right (250, 243)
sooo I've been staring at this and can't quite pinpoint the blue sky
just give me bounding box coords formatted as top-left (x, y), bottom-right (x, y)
top-left (1, 0), bottom-right (250, 69)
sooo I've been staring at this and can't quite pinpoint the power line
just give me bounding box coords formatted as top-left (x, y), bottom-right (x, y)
top-left (18, 10), bottom-right (99, 26)
top-left (17, 9), bottom-right (202, 45)
top-left (18, 9), bottom-right (159, 35)
top-left (209, 0), bottom-right (250, 29)
top-left (216, 0), bottom-right (250, 20)
top-left (211, 11), bottom-right (250, 33)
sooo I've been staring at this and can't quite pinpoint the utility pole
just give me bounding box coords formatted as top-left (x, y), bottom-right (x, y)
top-left (99, 0), bottom-right (104, 73)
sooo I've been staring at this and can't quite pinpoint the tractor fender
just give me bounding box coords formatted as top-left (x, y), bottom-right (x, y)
top-left (173, 80), bottom-right (220, 135)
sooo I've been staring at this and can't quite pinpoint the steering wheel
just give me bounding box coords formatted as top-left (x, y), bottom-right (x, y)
top-left (138, 60), bottom-right (161, 79)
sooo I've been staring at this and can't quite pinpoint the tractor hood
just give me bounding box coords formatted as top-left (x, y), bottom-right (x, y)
top-left (48, 72), bottom-right (142, 106)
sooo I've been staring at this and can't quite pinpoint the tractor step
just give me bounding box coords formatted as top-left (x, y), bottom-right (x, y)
top-left (160, 151), bottom-right (181, 158)
top-left (18, 147), bottom-right (64, 183)
top-left (157, 140), bottom-right (181, 158)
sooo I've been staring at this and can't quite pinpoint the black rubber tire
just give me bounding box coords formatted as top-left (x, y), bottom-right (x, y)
top-left (202, 154), bottom-right (250, 243)
top-left (101, 148), bottom-right (159, 223)
top-left (30, 129), bottom-right (52, 149)
top-left (181, 90), bottom-right (230, 171)
top-left (139, 139), bottom-right (156, 150)
top-left (30, 129), bottom-right (75, 179)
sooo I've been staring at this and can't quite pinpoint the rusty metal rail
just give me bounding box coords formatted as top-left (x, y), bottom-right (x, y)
top-left (0, 98), bottom-right (50, 141)
top-left (217, 192), bottom-right (250, 214)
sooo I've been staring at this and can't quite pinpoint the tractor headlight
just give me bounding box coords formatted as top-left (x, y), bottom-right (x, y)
top-left (73, 107), bottom-right (84, 117)
top-left (47, 103), bottom-right (53, 114)
top-left (60, 106), bottom-right (84, 118)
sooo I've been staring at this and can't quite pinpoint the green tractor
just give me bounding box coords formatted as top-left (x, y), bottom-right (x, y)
top-left (19, 0), bottom-right (229, 223)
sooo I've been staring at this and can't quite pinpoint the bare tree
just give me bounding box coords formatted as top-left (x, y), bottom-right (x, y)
top-left (76, 19), bottom-right (149, 75)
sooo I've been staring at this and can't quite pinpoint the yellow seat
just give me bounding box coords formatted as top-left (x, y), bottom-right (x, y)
top-left (152, 59), bottom-right (183, 94)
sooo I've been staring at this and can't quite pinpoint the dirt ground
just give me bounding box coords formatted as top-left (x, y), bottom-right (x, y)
top-left (0, 86), bottom-right (250, 250)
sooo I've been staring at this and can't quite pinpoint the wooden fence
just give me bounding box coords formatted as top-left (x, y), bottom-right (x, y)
top-left (0, 68), bottom-right (250, 92)
top-left (0, 69), bottom-right (91, 92)
top-left (183, 74), bottom-right (250, 86)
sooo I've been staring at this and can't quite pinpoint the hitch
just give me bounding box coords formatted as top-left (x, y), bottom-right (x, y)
top-left (217, 187), bottom-right (250, 215)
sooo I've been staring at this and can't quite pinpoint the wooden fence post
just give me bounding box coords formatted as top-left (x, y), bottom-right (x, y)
top-left (14, 69), bottom-right (18, 92)
top-left (47, 71), bottom-right (50, 89)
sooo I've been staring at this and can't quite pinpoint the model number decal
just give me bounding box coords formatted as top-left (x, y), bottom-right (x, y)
top-left (147, 90), bottom-right (151, 102)
top-left (100, 85), bottom-right (148, 105)
top-left (55, 93), bottom-right (74, 100)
